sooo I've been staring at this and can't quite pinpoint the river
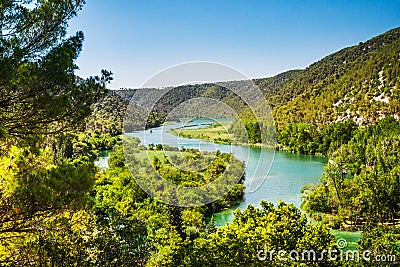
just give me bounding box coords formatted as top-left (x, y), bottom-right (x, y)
top-left (97, 118), bottom-right (327, 227)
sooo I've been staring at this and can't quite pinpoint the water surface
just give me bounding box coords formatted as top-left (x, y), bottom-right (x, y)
top-left (124, 118), bottom-right (327, 226)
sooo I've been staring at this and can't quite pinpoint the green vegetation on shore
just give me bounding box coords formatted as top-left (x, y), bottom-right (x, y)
top-left (302, 117), bottom-right (400, 228)
top-left (170, 122), bottom-right (233, 145)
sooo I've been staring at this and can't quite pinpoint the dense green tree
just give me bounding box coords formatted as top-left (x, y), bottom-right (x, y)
top-left (0, 0), bottom-right (112, 139)
top-left (303, 117), bottom-right (400, 228)
top-left (188, 201), bottom-right (338, 266)
top-left (0, 1), bottom-right (112, 264)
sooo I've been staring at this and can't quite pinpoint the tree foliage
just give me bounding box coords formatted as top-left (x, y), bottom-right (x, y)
top-left (0, 0), bottom-right (112, 139)
top-left (302, 117), bottom-right (400, 228)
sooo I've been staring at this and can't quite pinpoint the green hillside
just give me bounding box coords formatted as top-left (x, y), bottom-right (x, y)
top-left (92, 27), bottom-right (400, 140)
top-left (268, 27), bottom-right (400, 130)
top-left (233, 27), bottom-right (400, 154)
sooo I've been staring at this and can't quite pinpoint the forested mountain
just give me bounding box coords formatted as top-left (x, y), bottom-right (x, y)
top-left (271, 27), bottom-right (400, 131)
top-left (227, 27), bottom-right (400, 154)
top-left (91, 27), bottom-right (400, 139)
top-left (87, 83), bottom-right (248, 134)
top-left (86, 90), bottom-right (132, 136)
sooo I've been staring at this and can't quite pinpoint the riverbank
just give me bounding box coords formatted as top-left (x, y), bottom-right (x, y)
top-left (169, 121), bottom-right (278, 149)
top-left (169, 121), bottom-right (232, 145)
top-left (100, 129), bottom-right (355, 246)
top-left (168, 121), bottom-right (327, 155)
top-left (167, 120), bottom-right (361, 247)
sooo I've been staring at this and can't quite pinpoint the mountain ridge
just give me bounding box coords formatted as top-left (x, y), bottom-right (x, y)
top-left (88, 27), bottom-right (400, 135)
top-left (268, 26), bottom-right (400, 130)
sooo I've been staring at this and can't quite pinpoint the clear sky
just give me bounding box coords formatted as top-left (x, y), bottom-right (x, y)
top-left (68, 0), bottom-right (400, 89)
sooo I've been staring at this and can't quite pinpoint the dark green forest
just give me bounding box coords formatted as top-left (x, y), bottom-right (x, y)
top-left (1, 1), bottom-right (399, 266)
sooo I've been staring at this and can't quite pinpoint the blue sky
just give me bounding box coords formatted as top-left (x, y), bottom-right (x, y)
top-left (68, 0), bottom-right (400, 89)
